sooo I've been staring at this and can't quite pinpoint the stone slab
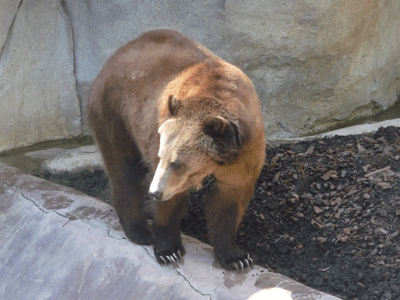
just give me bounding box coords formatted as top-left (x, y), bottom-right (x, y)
top-left (63, 0), bottom-right (400, 138)
top-left (0, 163), bottom-right (340, 300)
top-left (0, 0), bottom-right (81, 152)
top-left (40, 145), bottom-right (103, 174)
top-left (269, 118), bottom-right (400, 146)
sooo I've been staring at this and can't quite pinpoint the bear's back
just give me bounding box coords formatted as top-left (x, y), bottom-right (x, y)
top-left (101, 29), bottom-right (216, 85)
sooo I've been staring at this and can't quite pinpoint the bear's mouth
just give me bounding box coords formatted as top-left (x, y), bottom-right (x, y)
top-left (148, 187), bottom-right (177, 202)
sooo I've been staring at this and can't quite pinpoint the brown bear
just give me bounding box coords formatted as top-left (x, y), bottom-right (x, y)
top-left (87, 29), bottom-right (266, 271)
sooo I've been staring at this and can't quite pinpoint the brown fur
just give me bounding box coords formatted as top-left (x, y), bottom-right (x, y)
top-left (87, 29), bottom-right (266, 269)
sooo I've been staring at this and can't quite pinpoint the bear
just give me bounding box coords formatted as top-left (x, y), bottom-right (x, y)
top-left (87, 29), bottom-right (266, 271)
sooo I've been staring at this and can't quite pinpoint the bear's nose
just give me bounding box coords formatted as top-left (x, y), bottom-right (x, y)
top-left (149, 191), bottom-right (163, 201)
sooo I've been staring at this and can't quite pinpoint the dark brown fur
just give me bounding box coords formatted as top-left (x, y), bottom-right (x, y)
top-left (87, 29), bottom-right (266, 269)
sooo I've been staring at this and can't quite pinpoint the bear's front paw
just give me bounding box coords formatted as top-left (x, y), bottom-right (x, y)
top-left (217, 249), bottom-right (253, 272)
top-left (155, 247), bottom-right (185, 268)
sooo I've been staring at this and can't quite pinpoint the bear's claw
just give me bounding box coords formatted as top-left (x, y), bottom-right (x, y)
top-left (157, 249), bottom-right (184, 268)
top-left (231, 254), bottom-right (253, 273)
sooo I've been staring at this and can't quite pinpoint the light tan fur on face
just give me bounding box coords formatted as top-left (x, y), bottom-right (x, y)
top-left (149, 119), bottom-right (216, 201)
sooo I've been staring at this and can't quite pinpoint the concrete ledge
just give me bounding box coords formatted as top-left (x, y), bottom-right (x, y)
top-left (269, 118), bottom-right (400, 146)
top-left (0, 163), bottom-right (340, 300)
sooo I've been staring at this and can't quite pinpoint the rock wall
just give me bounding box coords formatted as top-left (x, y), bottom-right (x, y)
top-left (226, 0), bottom-right (400, 137)
top-left (0, 0), bottom-right (81, 152)
top-left (1, 0), bottom-right (399, 151)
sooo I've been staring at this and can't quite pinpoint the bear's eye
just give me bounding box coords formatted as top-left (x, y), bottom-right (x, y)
top-left (170, 161), bottom-right (184, 170)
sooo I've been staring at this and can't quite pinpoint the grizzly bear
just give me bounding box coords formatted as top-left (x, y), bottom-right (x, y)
top-left (87, 29), bottom-right (266, 271)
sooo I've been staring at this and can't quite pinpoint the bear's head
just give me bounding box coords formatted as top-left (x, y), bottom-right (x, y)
top-left (149, 95), bottom-right (247, 201)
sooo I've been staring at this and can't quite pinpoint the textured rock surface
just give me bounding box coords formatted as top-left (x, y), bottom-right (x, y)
top-left (0, 0), bottom-right (81, 152)
top-left (222, 0), bottom-right (400, 137)
top-left (0, 0), bottom-right (21, 53)
top-left (40, 145), bottom-right (103, 174)
top-left (0, 163), bottom-right (341, 300)
top-left (63, 0), bottom-right (400, 137)
top-left (1, 0), bottom-right (399, 151)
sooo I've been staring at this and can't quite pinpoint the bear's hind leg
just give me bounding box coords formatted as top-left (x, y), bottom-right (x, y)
top-left (114, 153), bottom-right (153, 245)
top-left (152, 192), bottom-right (189, 266)
top-left (91, 113), bottom-right (153, 245)
top-left (204, 182), bottom-right (254, 271)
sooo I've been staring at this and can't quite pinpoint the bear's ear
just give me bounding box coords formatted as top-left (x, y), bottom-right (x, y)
top-left (203, 116), bottom-right (231, 137)
top-left (203, 116), bottom-right (244, 152)
top-left (168, 95), bottom-right (180, 116)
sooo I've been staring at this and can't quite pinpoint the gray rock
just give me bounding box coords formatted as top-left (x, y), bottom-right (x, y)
top-left (25, 148), bottom-right (67, 160)
top-left (41, 145), bottom-right (103, 174)
top-left (1, 0), bottom-right (399, 152)
top-left (0, 0), bottom-right (81, 152)
top-left (0, 0), bottom-right (20, 53)
top-left (63, 0), bottom-right (400, 138)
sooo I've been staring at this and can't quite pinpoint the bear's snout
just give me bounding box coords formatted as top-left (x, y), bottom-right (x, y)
top-left (149, 191), bottom-right (163, 201)
top-left (149, 163), bottom-right (169, 199)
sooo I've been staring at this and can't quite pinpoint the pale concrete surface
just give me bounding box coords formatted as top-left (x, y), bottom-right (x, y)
top-left (0, 163), bottom-right (341, 300)
top-left (40, 145), bottom-right (103, 174)
top-left (269, 118), bottom-right (400, 146)
top-left (316, 118), bottom-right (400, 138)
